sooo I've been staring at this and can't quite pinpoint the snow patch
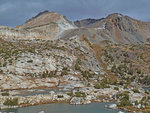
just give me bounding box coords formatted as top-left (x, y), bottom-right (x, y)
top-left (57, 21), bottom-right (75, 32)
top-left (55, 20), bottom-right (76, 39)
top-left (96, 23), bottom-right (106, 30)
top-left (118, 14), bottom-right (122, 17)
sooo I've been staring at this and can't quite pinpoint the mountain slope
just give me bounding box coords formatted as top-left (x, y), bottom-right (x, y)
top-left (0, 11), bottom-right (150, 44)
top-left (62, 13), bottom-right (150, 44)
top-left (74, 18), bottom-right (102, 27)
top-left (0, 11), bottom-right (150, 111)
top-left (19, 10), bottom-right (76, 40)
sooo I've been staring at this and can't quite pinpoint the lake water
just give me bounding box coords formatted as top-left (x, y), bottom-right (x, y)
top-left (14, 88), bottom-right (69, 97)
top-left (143, 87), bottom-right (150, 91)
top-left (0, 103), bottom-right (122, 113)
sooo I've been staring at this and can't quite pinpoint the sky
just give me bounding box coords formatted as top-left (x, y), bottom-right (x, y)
top-left (0, 0), bottom-right (150, 27)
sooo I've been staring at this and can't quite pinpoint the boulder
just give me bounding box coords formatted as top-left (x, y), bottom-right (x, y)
top-left (118, 111), bottom-right (124, 113)
top-left (70, 97), bottom-right (91, 105)
top-left (70, 97), bottom-right (84, 105)
top-left (39, 111), bottom-right (44, 113)
top-left (105, 104), bottom-right (117, 109)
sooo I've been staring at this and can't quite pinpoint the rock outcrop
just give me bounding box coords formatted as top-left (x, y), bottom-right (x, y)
top-left (70, 97), bottom-right (91, 105)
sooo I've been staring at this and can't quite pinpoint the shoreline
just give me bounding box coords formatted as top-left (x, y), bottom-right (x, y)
top-left (0, 97), bottom-right (146, 113)
top-left (0, 85), bottom-right (149, 112)
top-left (0, 89), bottom-right (149, 113)
top-left (0, 100), bottom-right (121, 112)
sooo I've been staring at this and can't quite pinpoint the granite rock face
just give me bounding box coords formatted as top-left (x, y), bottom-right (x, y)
top-left (70, 97), bottom-right (91, 105)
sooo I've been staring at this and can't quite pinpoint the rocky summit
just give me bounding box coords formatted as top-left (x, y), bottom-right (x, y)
top-left (0, 10), bottom-right (150, 113)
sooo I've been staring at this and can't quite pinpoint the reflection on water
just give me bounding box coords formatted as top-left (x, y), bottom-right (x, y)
top-left (143, 87), bottom-right (150, 91)
top-left (14, 88), bottom-right (71, 97)
top-left (0, 103), bottom-right (121, 113)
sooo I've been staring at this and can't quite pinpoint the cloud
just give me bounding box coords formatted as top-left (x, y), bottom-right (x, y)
top-left (0, 0), bottom-right (150, 27)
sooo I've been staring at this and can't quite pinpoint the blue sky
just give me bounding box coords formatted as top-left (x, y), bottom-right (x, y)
top-left (0, 0), bottom-right (150, 27)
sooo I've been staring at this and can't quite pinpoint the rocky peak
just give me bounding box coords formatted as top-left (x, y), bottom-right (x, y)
top-left (105, 13), bottom-right (128, 27)
top-left (16, 10), bottom-right (76, 40)
top-left (20, 10), bottom-right (67, 29)
top-left (106, 13), bottom-right (123, 19)
top-left (34, 10), bottom-right (49, 17)
top-left (74, 18), bottom-right (102, 27)
top-left (25, 10), bottom-right (49, 23)
top-left (102, 13), bottom-right (150, 44)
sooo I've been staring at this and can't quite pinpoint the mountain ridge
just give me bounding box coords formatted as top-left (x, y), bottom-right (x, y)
top-left (0, 11), bottom-right (150, 112)
top-left (0, 10), bottom-right (150, 44)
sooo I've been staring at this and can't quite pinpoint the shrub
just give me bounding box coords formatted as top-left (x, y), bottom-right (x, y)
top-left (118, 91), bottom-right (131, 107)
top-left (94, 78), bottom-right (110, 89)
top-left (94, 84), bottom-right (101, 89)
top-left (116, 91), bottom-right (129, 100)
top-left (40, 70), bottom-right (56, 78)
top-left (111, 65), bottom-right (116, 73)
top-left (123, 52), bottom-right (129, 57)
top-left (135, 100), bottom-right (138, 105)
top-left (41, 71), bottom-right (47, 78)
top-left (75, 92), bottom-right (86, 97)
top-left (4, 98), bottom-right (18, 106)
top-left (27, 60), bottom-right (33, 63)
top-left (137, 69), bottom-right (141, 74)
top-left (62, 67), bottom-right (68, 71)
top-left (28, 48), bottom-right (35, 53)
top-left (101, 79), bottom-right (110, 87)
top-left (133, 88), bottom-right (140, 93)
top-left (57, 95), bottom-right (64, 98)
top-left (145, 89), bottom-right (149, 94)
top-left (81, 70), bottom-right (93, 78)
top-left (67, 92), bottom-right (73, 96)
top-left (120, 97), bottom-right (131, 107)
top-left (114, 87), bottom-right (119, 90)
top-left (3, 62), bottom-right (7, 67)
top-left (118, 81), bottom-right (124, 85)
top-left (83, 37), bottom-right (93, 48)
top-left (61, 70), bottom-right (68, 76)
top-left (2, 92), bottom-right (9, 96)
top-left (74, 58), bottom-right (82, 71)
top-left (110, 80), bottom-right (118, 85)
top-left (124, 85), bottom-right (128, 89)
top-left (128, 69), bottom-right (133, 75)
top-left (61, 67), bottom-right (68, 76)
